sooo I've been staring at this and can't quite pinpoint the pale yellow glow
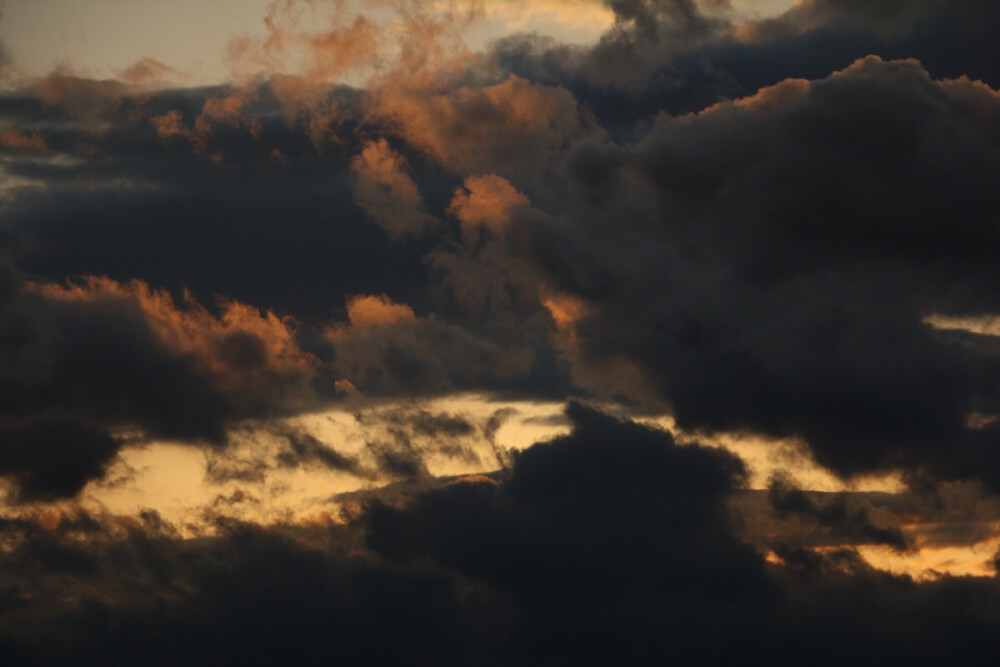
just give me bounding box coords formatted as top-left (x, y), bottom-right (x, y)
top-left (4, 395), bottom-right (904, 535)
top-left (3, 394), bottom-right (991, 580)
top-left (639, 415), bottom-right (904, 493)
top-left (858, 530), bottom-right (1000, 579)
top-left (461, 0), bottom-right (614, 49)
top-left (0, 395), bottom-right (570, 534)
top-left (924, 313), bottom-right (1000, 337)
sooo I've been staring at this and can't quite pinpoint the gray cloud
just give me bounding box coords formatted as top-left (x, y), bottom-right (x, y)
top-left (0, 407), bottom-right (998, 665)
top-left (2, 2), bottom-right (1000, 660)
top-left (517, 56), bottom-right (1000, 486)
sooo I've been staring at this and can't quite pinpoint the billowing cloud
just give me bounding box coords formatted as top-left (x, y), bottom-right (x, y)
top-left (520, 55), bottom-right (1000, 488)
top-left (3, 0), bottom-right (1000, 659)
top-left (0, 258), bottom-right (318, 500)
top-left (325, 293), bottom-right (535, 396)
top-left (1, 406), bottom-right (999, 664)
top-left (350, 139), bottom-right (438, 238)
top-left (369, 73), bottom-right (590, 176)
top-left (446, 174), bottom-right (529, 231)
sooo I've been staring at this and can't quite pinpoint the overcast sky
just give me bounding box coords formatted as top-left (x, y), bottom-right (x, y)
top-left (2, 1), bottom-right (1000, 664)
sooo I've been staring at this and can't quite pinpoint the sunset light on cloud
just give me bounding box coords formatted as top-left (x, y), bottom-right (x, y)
top-left (3, 0), bottom-right (1000, 663)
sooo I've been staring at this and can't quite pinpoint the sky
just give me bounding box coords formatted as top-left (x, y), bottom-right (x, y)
top-left (2, 0), bottom-right (1000, 663)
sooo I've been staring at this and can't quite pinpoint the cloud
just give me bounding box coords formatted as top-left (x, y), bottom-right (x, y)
top-left (493, 0), bottom-right (1000, 135)
top-left (0, 258), bottom-right (318, 500)
top-left (446, 174), bottom-right (530, 232)
top-left (350, 139), bottom-right (439, 238)
top-left (369, 73), bottom-right (590, 176)
top-left (116, 57), bottom-right (181, 87)
top-left (279, 430), bottom-right (364, 474)
top-left (2, 407), bottom-right (1000, 663)
top-left (31, 67), bottom-right (127, 123)
top-left (0, 80), bottom-right (431, 326)
top-left (3, 2), bottom-right (1000, 659)
top-left (0, 130), bottom-right (48, 154)
top-left (325, 293), bottom-right (536, 396)
top-left (767, 473), bottom-right (910, 551)
top-left (518, 56), bottom-right (1000, 487)
top-left (0, 420), bottom-right (120, 502)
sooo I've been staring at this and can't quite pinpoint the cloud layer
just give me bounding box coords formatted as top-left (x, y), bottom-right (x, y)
top-left (3, 0), bottom-right (1000, 661)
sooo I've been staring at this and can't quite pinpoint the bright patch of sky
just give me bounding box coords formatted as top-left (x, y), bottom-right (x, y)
top-left (0, 0), bottom-right (795, 87)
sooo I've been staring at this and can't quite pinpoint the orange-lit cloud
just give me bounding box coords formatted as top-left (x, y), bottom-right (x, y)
top-left (326, 292), bottom-right (417, 342)
top-left (725, 76), bottom-right (811, 111)
top-left (149, 90), bottom-right (262, 153)
top-left (0, 129), bottom-right (48, 153)
top-left (307, 15), bottom-right (382, 80)
top-left (32, 276), bottom-right (316, 396)
top-left (538, 288), bottom-right (660, 406)
top-left (32, 66), bottom-right (127, 123)
top-left (345, 293), bottom-right (417, 328)
top-left (447, 174), bottom-right (529, 231)
top-left (225, 0), bottom-right (477, 88)
top-left (324, 292), bottom-right (534, 395)
top-left (150, 109), bottom-right (189, 141)
top-left (540, 289), bottom-right (589, 331)
top-left (350, 138), bottom-right (438, 237)
top-left (369, 73), bottom-right (585, 174)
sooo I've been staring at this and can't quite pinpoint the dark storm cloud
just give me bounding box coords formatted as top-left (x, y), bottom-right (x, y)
top-left (730, 0), bottom-right (1000, 85)
top-left (766, 473), bottom-right (909, 550)
top-left (0, 79), bottom-right (434, 326)
top-left (0, 73), bottom-right (569, 402)
top-left (0, 256), bottom-right (318, 499)
top-left (3, 2), bottom-right (1000, 659)
top-left (493, 0), bottom-right (1000, 134)
top-left (1, 406), bottom-right (999, 665)
top-left (0, 419), bottom-right (119, 502)
top-left (522, 55), bottom-right (1000, 487)
top-left (0, 69), bottom-right (570, 499)
top-left (326, 309), bottom-right (545, 397)
top-left (365, 403), bottom-right (762, 601)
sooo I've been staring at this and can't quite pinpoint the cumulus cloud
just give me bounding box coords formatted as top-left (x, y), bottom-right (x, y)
top-left (3, 0), bottom-right (1000, 659)
top-left (1, 407), bottom-right (999, 664)
top-left (0, 258), bottom-right (318, 500)
top-left (520, 56), bottom-right (1000, 487)
top-left (446, 174), bottom-right (530, 232)
top-left (325, 293), bottom-right (535, 396)
top-left (350, 139), bottom-right (439, 238)
top-left (369, 73), bottom-right (590, 177)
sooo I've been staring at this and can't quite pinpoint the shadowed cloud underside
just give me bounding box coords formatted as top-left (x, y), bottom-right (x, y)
top-left (3, 1), bottom-right (1000, 664)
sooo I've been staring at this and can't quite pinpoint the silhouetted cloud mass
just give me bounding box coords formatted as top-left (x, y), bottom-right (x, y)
top-left (1, 405), bottom-right (999, 665)
top-left (2, 0), bottom-right (1000, 662)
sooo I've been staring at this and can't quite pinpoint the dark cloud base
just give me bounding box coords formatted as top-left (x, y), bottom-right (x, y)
top-left (3, 0), bottom-right (1000, 662)
top-left (2, 406), bottom-right (998, 666)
